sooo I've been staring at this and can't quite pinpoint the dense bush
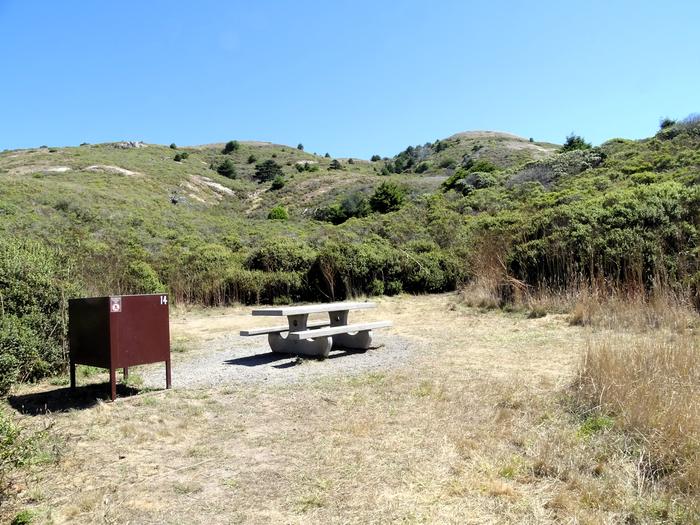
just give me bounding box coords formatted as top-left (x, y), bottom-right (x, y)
top-left (223, 140), bottom-right (240, 154)
top-left (507, 149), bottom-right (604, 189)
top-left (267, 205), bottom-right (289, 220)
top-left (247, 239), bottom-right (316, 273)
top-left (443, 159), bottom-right (499, 193)
top-left (370, 182), bottom-right (405, 213)
top-left (329, 159), bottom-right (342, 170)
top-left (217, 159), bottom-right (236, 178)
top-left (415, 162), bottom-right (429, 173)
top-left (561, 133), bottom-right (592, 152)
top-left (255, 160), bottom-right (283, 182)
top-left (311, 239), bottom-right (459, 300)
top-left (371, 155), bottom-right (381, 162)
top-left (295, 162), bottom-right (319, 173)
top-left (0, 238), bottom-right (79, 395)
top-left (315, 192), bottom-right (371, 225)
top-left (659, 118), bottom-right (676, 130)
top-left (271, 175), bottom-right (285, 190)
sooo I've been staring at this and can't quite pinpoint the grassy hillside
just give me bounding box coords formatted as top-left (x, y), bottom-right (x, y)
top-left (385, 130), bottom-right (558, 175)
top-left (0, 132), bottom-right (558, 307)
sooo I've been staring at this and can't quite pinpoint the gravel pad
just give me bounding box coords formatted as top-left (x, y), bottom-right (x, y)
top-left (140, 333), bottom-right (414, 389)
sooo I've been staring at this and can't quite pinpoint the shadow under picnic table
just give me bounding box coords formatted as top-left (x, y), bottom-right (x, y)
top-left (224, 352), bottom-right (291, 367)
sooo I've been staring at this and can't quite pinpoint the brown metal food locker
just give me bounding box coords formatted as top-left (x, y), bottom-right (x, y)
top-left (68, 294), bottom-right (171, 400)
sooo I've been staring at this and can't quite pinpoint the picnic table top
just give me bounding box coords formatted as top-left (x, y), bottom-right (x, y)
top-left (251, 301), bottom-right (376, 317)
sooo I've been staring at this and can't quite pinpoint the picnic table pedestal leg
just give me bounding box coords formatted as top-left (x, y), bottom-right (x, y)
top-left (328, 310), bottom-right (373, 350)
top-left (268, 314), bottom-right (332, 358)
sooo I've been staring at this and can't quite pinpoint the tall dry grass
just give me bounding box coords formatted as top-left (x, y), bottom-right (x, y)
top-left (459, 257), bottom-right (700, 508)
top-left (576, 331), bottom-right (699, 496)
top-left (572, 289), bottom-right (700, 502)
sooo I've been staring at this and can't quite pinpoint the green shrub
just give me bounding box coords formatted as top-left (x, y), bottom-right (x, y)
top-left (295, 162), bottom-right (319, 173)
top-left (315, 192), bottom-right (371, 225)
top-left (217, 159), bottom-right (236, 179)
top-left (371, 155), bottom-right (381, 162)
top-left (246, 239), bottom-right (316, 273)
top-left (385, 280), bottom-right (403, 296)
top-left (0, 238), bottom-right (79, 394)
top-left (329, 159), bottom-right (342, 170)
top-left (368, 279), bottom-right (384, 296)
top-left (439, 158), bottom-right (456, 169)
top-left (268, 205), bottom-right (288, 220)
top-left (169, 143), bottom-right (177, 149)
top-left (124, 261), bottom-right (165, 294)
top-left (659, 118), bottom-right (676, 130)
top-left (173, 152), bottom-right (189, 162)
top-left (271, 175), bottom-right (286, 190)
top-left (10, 510), bottom-right (35, 525)
top-left (247, 154), bottom-right (257, 164)
top-left (297, 143), bottom-right (304, 150)
top-left (223, 140), bottom-right (240, 154)
top-left (255, 160), bottom-right (283, 182)
top-left (560, 133), bottom-right (592, 152)
top-left (370, 181), bottom-right (405, 213)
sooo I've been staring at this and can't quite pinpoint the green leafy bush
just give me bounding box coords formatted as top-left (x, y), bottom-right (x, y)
top-left (271, 175), bottom-right (286, 190)
top-left (329, 159), bottom-right (342, 170)
top-left (561, 133), bottom-right (592, 152)
top-left (255, 160), bottom-right (283, 182)
top-left (124, 261), bottom-right (165, 294)
top-left (223, 140), bottom-right (240, 154)
top-left (370, 182), bottom-right (405, 213)
top-left (216, 159), bottom-right (237, 178)
top-left (315, 192), bottom-right (370, 224)
top-left (415, 162), bottom-right (429, 173)
top-left (267, 205), bottom-right (289, 220)
top-left (246, 239), bottom-right (316, 273)
top-left (0, 238), bottom-right (79, 394)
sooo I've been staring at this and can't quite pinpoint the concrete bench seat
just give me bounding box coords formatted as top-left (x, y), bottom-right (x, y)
top-left (286, 321), bottom-right (392, 340)
top-left (240, 320), bottom-right (329, 336)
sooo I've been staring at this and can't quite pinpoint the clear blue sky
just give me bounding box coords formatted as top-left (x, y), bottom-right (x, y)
top-left (1, 1), bottom-right (698, 158)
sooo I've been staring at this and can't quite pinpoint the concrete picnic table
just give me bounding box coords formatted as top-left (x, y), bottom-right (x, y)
top-left (240, 301), bottom-right (392, 358)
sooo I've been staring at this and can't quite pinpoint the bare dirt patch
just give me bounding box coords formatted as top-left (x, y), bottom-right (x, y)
top-left (8, 164), bottom-right (72, 176)
top-left (84, 165), bottom-right (142, 177)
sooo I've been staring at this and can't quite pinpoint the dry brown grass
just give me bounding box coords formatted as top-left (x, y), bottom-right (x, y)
top-left (2, 294), bottom-right (699, 523)
top-left (569, 287), bottom-right (698, 331)
top-left (575, 330), bottom-right (700, 503)
top-left (569, 287), bottom-right (700, 521)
